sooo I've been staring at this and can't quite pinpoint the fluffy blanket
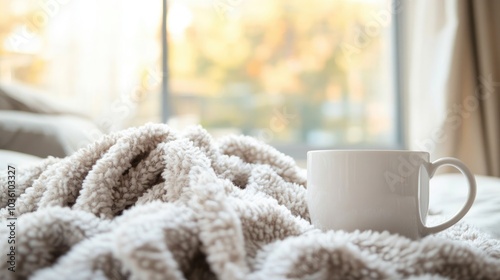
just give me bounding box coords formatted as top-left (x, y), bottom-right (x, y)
top-left (1, 123), bottom-right (499, 280)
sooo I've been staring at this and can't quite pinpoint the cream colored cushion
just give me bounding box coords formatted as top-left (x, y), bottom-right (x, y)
top-left (0, 82), bottom-right (88, 117)
top-left (0, 111), bottom-right (102, 158)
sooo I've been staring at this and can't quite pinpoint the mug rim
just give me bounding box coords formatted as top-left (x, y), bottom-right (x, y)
top-left (307, 149), bottom-right (429, 155)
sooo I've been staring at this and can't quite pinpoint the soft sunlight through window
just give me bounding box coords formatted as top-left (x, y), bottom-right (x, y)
top-left (0, 0), bottom-right (401, 158)
top-left (166, 0), bottom-right (400, 153)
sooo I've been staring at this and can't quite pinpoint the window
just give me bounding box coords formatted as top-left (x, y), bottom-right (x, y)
top-left (0, 0), bottom-right (402, 159)
top-left (165, 0), bottom-right (403, 157)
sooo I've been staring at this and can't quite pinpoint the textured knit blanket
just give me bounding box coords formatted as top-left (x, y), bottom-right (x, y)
top-left (1, 123), bottom-right (500, 280)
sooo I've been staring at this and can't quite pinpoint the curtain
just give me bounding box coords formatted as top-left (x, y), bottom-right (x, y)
top-left (406, 0), bottom-right (500, 177)
top-left (1, 0), bottom-right (163, 131)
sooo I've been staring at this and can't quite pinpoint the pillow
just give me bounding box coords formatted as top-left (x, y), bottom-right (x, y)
top-left (0, 111), bottom-right (103, 158)
top-left (0, 82), bottom-right (89, 118)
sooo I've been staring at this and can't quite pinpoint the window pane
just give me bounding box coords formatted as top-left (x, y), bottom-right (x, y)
top-left (167, 0), bottom-right (398, 148)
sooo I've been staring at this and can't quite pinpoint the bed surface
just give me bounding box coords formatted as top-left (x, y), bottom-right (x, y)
top-left (0, 149), bottom-right (42, 168)
top-left (430, 173), bottom-right (500, 238)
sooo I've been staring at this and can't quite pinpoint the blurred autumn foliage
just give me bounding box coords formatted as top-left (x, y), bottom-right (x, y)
top-left (168, 0), bottom-right (395, 145)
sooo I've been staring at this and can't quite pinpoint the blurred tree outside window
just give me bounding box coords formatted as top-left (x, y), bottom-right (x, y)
top-left (166, 0), bottom-right (399, 152)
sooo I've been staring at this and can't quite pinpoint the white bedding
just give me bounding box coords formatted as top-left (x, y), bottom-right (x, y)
top-left (0, 149), bottom-right (42, 168)
top-left (430, 173), bottom-right (500, 238)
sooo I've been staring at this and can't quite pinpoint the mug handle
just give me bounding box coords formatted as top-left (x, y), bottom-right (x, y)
top-left (420, 157), bottom-right (477, 235)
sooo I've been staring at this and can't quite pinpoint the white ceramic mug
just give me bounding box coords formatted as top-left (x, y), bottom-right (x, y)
top-left (307, 150), bottom-right (476, 239)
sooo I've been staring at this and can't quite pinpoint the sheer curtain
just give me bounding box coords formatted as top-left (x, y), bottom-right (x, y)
top-left (405, 0), bottom-right (500, 176)
top-left (1, 0), bottom-right (163, 131)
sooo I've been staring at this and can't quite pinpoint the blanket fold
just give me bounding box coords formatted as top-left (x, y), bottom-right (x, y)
top-left (1, 123), bottom-right (499, 279)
